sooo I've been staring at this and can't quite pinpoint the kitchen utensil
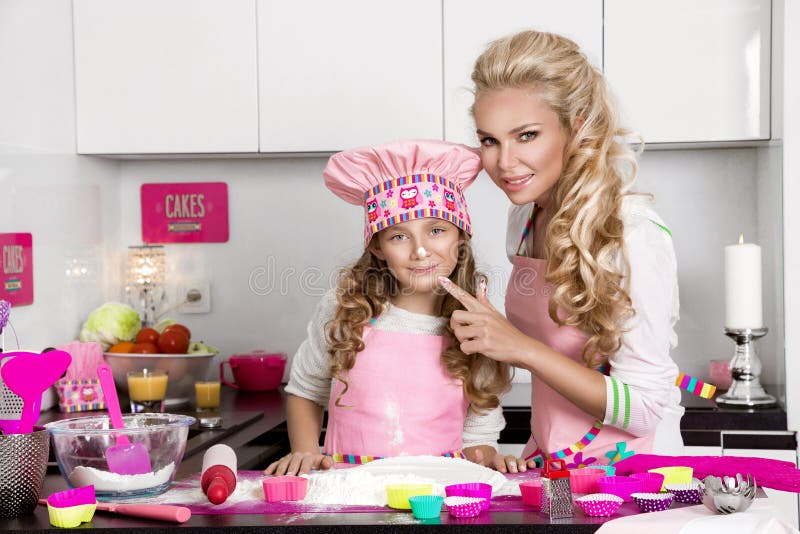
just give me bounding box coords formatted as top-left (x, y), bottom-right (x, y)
top-left (665, 479), bottom-right (704, 504)
top-left (0, 350), bottom-right (71, 433)
top-left (262, 476), bottom-right (307, 502)
top-left (220, 352), bottom-right (286, 391)
top-left (541, 459), bottom-right (573, 518)
top-left (575, 493), bottom-right (623, 517)
top-left (631, 492), bottom-right (674, 512)
top-left (97, 365), bottom-right (152, 475)
top-left (701, 473), bottom-right (756, 514)
top-left (569, 467), bottom-right (606, 494)
top-left (444, 496), bottom-right (485, 518)
top-left (597, 475), bottom-right (643, 502)
top-left (385, 483), bottom-right (433, 509)
top-left (647, 466), bottom-right (693, 491)
top-left (519, 479), bottom-right (543, 508)
top-left (45, 486), bottom-right (97, 528)
top-left (444, 482), bottom-right (492, 510)
top-left (0, 428), bottom-right (50, 518)
top-left (0, 353), bottom-right (24, 433)
top-left (630, 471), bottom-right (665, 493)
top-left (409, 495), bottom-right (443, 519)
top-left (39, 498), bottom-right (191, 523)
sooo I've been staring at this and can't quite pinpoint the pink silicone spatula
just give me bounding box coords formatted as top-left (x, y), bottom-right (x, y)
top-left (97, 365), bottom-right (152, 475)
top-left (0, 350), bottom-right (71, 433)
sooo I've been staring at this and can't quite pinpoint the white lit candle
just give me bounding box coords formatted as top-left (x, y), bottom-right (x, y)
top-left (724, 234), bottom-right (763, 328)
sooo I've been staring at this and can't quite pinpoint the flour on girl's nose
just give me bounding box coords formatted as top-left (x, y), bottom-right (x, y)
top-left (384, 400), bottom-right (404, 447)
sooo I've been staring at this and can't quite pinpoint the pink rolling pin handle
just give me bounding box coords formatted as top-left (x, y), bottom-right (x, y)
top-left (97, 502), bottom-right (192, 523)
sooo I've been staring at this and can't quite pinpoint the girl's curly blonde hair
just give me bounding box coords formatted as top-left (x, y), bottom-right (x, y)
top-left (471, 30), bottom-right (640, 368)
top-left (325, 231), bottom-right (511, 411)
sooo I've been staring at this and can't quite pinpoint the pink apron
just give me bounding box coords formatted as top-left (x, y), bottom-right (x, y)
top-left (322, 326), bottom-right (468, 463)
top-left (505, 254), bottom-right (654, 467)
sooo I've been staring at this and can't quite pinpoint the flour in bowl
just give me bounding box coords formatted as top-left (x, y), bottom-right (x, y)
top-left (68, 462), bottom-right (175, 492)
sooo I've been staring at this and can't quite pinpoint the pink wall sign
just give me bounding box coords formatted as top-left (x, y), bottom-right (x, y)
top-left (141, 182), bottom-right (229, 243)
top-left (0, 233), bottom-right (33, 306)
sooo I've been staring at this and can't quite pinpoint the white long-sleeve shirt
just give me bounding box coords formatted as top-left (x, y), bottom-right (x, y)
top-left (285, 289), bottom-right (506, 451)
top-left (506, 195), bottom-right (684, 450)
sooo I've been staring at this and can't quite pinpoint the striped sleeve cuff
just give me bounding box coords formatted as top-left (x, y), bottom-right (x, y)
top-left (603, 375), bottom-right (632, 432)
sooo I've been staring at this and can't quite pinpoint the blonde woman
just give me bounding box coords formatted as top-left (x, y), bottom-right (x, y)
top-left (265, 139), bottom-right (511, 476)
top-left (439, 30), bottom-right (684, 473)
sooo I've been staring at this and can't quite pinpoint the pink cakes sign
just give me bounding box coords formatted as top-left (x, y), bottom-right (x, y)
top-left (141, 182), bottom-right (229, 243)
top-left (0, 233), bottom-right (33, 306)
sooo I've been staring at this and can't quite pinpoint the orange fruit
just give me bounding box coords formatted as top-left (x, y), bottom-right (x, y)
top-left (108, 341), bottom-right (135, 353)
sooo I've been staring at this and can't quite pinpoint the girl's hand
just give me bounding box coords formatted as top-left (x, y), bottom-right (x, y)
top-left (464, 445), bottom-right (528, 474)
top-left (263, 451), bottom-right (333, 476)
top-left (437, 276), bottom-right (532, 365)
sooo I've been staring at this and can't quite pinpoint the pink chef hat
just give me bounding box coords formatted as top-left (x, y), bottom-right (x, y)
top-left (323, 139), bottom-right (481, 245)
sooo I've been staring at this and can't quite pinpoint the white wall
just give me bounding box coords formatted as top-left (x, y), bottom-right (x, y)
top-left (0, 0), bottom-right (120, 351)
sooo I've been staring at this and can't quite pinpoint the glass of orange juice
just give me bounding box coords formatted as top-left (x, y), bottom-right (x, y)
top-left (127, 369), bottom-right (168, 413)
top-left (194, 381), bottom-right (221, 412)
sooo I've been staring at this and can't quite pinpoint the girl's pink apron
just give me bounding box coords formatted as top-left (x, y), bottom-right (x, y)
top-left (322, 326), bottom-right (468, 463)
top-left (505, 255), bottom-right (654, 467)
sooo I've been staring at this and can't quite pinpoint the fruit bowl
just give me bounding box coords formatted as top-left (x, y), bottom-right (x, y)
top-left (104, 352), bottom-right (215, 407)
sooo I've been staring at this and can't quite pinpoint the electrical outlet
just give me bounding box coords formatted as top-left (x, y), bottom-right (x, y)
top-left (178, 279), bottom-right (211, 314)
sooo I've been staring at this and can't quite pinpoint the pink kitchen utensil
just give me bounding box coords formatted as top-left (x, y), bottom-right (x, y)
top-left (597, 475), bottom-right (643, 502)
top-left (444, 496), bottom-right (485, 518)
top-left (39, 498), bottom-right (191, 523)
top-left (519, 479), bottom-right (543, 508)
top-left (575, 493), bottom-right (623, 517)
top-left (45, 485), bottom-right (97, 528)
top-left (97, 365), bottom-right (152, 475)
top-left (444, 482), bottom-right (492, 510)
top-left (630, 471), bottom-right (665, 493)
top-left (569, 467), bottom-right (607, 494)
top-left (220, 352), bottom-right (286, 391)
top-left (0, 350), bottom-right (71, 433)
top-left (262, 475), bottom-right (308, 502)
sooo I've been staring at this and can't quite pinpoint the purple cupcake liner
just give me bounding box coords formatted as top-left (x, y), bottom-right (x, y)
top-left (631, 492), bottom-right (674, 513)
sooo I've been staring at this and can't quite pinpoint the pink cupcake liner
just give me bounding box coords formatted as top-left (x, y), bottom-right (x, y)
top-left (444, 496), bottom-right (485, 518)
top-left (262, 475), bottom-right (308, 502)
top-left (519, 480), bottom-right (543, 508)
top-left (665, 483), bottom-right (703, 504)
top-left (597, 476), bottom-right (643, 502)
top-left (569, 468), bottom-right (607, 494)
top-left (444, 483), bottom-right (492, 511)
top-left (575, 493), bottom-right (624, 517)
top-left (631, 492), bottom-right (674, 513)
top-left (631, 472), bottom-right (665, 493)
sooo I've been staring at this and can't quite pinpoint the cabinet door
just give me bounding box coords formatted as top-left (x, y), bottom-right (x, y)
top-left (258, 0), bottom-right (442, 153)
top-left (605, 0), bottom-right (771, 143)
top-left (721, 447), bottom-right (798, 528)
top-left (73, 0), bottom-right (259, 154)
top-left (443, 0), bottom-right (602, 146)
top-left (683, 445), bottom-right (723, 456)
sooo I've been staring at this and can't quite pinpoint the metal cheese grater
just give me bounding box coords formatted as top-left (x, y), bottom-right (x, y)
top-left (541, 459), bottom-right (574, 519)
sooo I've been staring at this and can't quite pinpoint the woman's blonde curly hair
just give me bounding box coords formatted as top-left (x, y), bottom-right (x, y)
top-left (325, 231), bottom-right (511, 411)
top-left (471, 30), bottom-right (640, 368)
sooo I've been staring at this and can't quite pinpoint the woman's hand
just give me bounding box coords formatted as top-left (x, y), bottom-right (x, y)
top-left (464, 445), bottom-right (529, 473)
top-left (263, 452), bottom-right (333, 476)
top-left (437, 276), bottom-right (533, 365)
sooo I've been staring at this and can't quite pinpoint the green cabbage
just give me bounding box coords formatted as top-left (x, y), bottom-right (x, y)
top-left (79, 302), bottom-right (142, 350)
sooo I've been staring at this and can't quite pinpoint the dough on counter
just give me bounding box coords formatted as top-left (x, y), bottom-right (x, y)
top-left (303, 455), bottom-right (508, 506)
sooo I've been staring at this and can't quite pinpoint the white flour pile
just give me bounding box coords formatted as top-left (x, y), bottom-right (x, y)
top-left (69, 462), bottom-right (175, 492)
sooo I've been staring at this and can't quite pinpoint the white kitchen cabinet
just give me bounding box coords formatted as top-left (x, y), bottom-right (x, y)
top-left (721, 445), bottom-right (798, 528)
top-left (605, 0), bottom-right (771, 143)
top-left (442, 0), bottom-right (602, 146)
top-left (73, 0), bottom-right (259, 154)
top-left (683, 445), bottom-right (723, 456)
top-left (257, 0), bottom-right (442, 153)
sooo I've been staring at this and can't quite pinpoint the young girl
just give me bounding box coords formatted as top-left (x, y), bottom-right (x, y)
top-left (439, 30), bottom-right (684, 472)
top-left (265, 139), bottom-right (511, 476)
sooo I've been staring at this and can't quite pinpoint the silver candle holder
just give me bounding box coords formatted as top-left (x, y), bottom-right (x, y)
top-left (716, 327), bottom-right (776, 407)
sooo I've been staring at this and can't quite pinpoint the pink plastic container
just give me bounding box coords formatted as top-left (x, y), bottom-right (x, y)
top-left (444, 483), bottom-right (492, 511)
top-left (597, 476), bottom-right (643, 502)
top-left (630, 472), bottom-right (665, 493)
top-left (519, 480), bottom-right (543, 508)
top-left (575, 493), bottom-right (623, 517)
top-left (262, 476), bottom-right (308, 502)
top-left (569, 468), bottom-right (606, 494)
top-left (444, 496), bottom-right (485, 518)
top-left (220, 352), bottom-right (287, 391)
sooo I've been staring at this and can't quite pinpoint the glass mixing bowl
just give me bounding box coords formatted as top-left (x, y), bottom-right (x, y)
top-left (46, 413), bottom-right (195, 500)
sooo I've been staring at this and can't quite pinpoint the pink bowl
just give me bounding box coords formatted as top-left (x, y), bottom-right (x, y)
top-left (631, 472), bottom-right (665, 493)
top-left (262, 475), bottom-right (308, 502)
top-left (575, 493), bottom-right (624, 517)
top-left (597, 476), bottom-right (643, 502)
top-left (569, 468), bottom-right (606, 494)
top-left (519, 480), bottom-right (543, 508)
top-left (445, 483), bottom-right (492, 511)
top-left (631, 492), bottom-right (674, 513)
top-left (444, 496), bottom-right (485, 518)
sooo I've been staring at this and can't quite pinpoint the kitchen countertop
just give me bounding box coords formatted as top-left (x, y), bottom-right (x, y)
top-left (0, 383), bottom-right (788, 531)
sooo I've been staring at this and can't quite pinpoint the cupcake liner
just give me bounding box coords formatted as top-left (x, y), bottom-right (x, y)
top-left (665, 482), bottom-right (703, 504)
top-left (647, 466), bottom-right (693, 491)
top-left (47, 503), bottom-right (97, 528)
top-left (597, 476), bottom-right (643, 502)
top-left (47, 486), bottom-right (96, 508)
top-left (262, 475), bottom-right (308, 502)
top-left (444, 496), bottom-right (485, 518)
top-left (519, 480), bottom-right (543, 508)
top-left (575, 493), bottom-right (623, 517)
top-left (631, 472), bottom-right (665, 493)
top-left (385, 483), bottom-right (433, 510)
top-left (569, 468), bottom-right (606, 494)
top-left (631, 492), bottom-right (674, 513)
top-left (444, 482), bottom-right (492, 510)
top-left (408, 495), bottom-right (444, 519)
